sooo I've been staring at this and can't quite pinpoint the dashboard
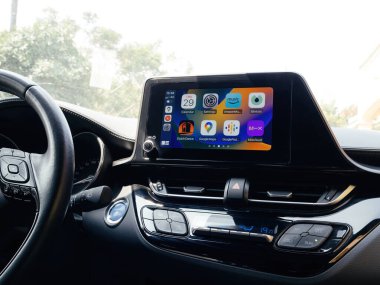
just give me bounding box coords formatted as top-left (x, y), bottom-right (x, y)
top-left (2, 73), bottom-right (380, 284)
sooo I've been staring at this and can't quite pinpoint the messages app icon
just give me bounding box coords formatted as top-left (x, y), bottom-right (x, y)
top-left (225, 93), bottom-right (242, 108)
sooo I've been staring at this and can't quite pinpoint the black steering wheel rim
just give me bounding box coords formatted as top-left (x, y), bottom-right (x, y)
top-left (0, 69), bottom-right (74, 284)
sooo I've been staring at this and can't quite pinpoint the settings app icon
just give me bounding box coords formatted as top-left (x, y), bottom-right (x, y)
top-left (203, 93), bottom-right (219, 108)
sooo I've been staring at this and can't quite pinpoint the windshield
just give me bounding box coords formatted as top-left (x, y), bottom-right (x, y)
top-left (0, 0), bottom-right (379, 130)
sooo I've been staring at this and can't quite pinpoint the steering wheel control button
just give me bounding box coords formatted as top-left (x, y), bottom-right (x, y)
top-left (7, 164), bottom-right (19, 174)
top-left (296, 235), bottom-right (326, 249)
top-left (143, 219), bottom-right (156, 233)
top-left (285, 224), bottom-right (313, 235)
top-left (277, 233), bottom-right (302, 248)
top-left (171, 221), bottom-right (188, 235)
top-left (308, 224), bottom-right (333, 238)
top-left (1, 184), bottom-right (10, 196)
top-left (12, 150), bottom-right (25, 158)
top-left (168, 210), bottom-right (186, 223)
top-left (154, 219), bottom-right (172, 234)
top-left (153, 209), bottom-right (169, 220)
top-left (19, 186), bottom-right (32, 201)
top-left (0, 157), bottom-right (29, 183)
top-left (142, 207), bottom-right (154, 220)
top-left (105, 200), bottom-right (129, 227)
top-left (0, 148), bottom-right (13, 156)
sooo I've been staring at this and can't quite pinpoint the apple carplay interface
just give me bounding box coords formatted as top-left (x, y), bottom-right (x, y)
top-left (159, 87), bottom-right (274, 151)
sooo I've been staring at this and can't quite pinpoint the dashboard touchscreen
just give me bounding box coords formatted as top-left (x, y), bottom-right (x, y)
top-left (159, 87), bottom-right (273, 151)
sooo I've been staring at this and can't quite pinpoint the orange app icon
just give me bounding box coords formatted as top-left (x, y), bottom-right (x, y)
top-left (178, 120), bottom-right (194, 135)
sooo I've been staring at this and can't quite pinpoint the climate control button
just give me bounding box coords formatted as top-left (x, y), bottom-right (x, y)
top-left (277, 233), bottom-right (302, 248)
top-left (296, 235), bottom-right (326, 249)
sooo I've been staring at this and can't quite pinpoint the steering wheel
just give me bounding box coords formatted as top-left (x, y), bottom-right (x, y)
top-left (0, 70), bottom-right (74, 283)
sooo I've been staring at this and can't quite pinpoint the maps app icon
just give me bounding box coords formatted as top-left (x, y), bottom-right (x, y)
top-left (201, 120), bottom-right (217, 136)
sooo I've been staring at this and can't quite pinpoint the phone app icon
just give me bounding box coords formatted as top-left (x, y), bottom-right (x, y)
top-left (165, 106), bottom-right (173, 113)
top-left (163, 123), bottom-right (171, 132)
top-left (223, 120), bottom-right (240, 136)
top-left (181, 94), bottom-right (197, 109)
top-left (225, 93), bottom-right (242, 108)
top-left (200, 120), bottom-right (217, 136)
top-left (164, 114), bottom-right (172, 122)
top-left (247, 120), bottom-right (264, 136)
top-left (249, 92), bottom-right (265, 108)
top-left (203, 93), bottom-right (219, 108)
top-left (178, 120), bottom-right (194, 135)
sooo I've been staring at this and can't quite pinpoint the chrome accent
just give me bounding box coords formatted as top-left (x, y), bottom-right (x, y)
top-left (267, 190), bottom-right (293, 199)
top-left (329, 234), bottom-right (364, 264)
top-left (183, 186), bottom-right (205, 193)
top-left (104, 199), bottom-right (129, 227)
top-left (72, 132), bottom-right (106, 191)
top-left (142, 139), bottom-right (155, 153)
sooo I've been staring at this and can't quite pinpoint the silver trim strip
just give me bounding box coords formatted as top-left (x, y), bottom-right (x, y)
top-left (267, 190), bottom-right (293, 199)
top-left (72, 132), bottom-right (106, 191)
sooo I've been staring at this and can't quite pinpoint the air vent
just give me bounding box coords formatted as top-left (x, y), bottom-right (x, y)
top-left (149, 179), bottom-right (355, 207)
top-left (249, 184), bottom-right (355, 206)
top-left (149, 179), bottom-right (224, 200)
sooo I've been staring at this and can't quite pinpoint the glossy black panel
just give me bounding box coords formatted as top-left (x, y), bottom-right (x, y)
top-left (132, 185), bottom-right (380, 277)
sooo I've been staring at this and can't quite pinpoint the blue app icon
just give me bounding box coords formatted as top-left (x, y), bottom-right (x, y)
top-left (225, 93), bottom-right (242, 108)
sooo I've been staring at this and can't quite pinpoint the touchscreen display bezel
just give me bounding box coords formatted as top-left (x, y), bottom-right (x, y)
top-left (142, 73), bottom-right (292, 164)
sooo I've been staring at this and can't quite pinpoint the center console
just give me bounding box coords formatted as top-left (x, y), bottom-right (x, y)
top-left (119, 72), bottom-right (380, 278)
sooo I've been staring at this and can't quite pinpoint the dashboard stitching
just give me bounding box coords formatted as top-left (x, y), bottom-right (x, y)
top-left (60, 107), bottom-right (135, 142)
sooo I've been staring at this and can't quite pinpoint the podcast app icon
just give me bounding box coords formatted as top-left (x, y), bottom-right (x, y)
top-left (200, 120), bottom-right (217, 136)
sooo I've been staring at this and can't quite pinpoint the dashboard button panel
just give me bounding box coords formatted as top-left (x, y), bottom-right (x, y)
top-left (141, 207), bottom-right (188, 236)
top-left (277, 223), bottom-right (349, 252)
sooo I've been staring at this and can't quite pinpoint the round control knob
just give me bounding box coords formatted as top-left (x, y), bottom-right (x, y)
top-left (143, 139), bottom-right (155, 153)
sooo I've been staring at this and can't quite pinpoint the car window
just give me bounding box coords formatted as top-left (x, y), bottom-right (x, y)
top-left (0, 0), bottom-right (379, 131)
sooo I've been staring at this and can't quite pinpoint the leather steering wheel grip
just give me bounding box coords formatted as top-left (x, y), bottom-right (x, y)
top-left (0, 69), bottom-right (74, 284)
